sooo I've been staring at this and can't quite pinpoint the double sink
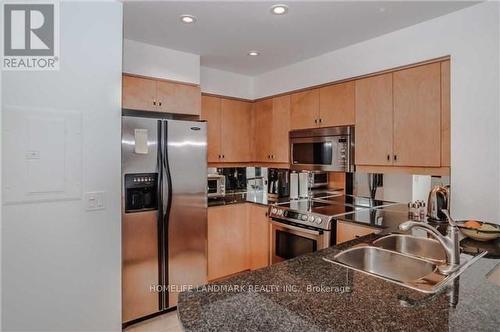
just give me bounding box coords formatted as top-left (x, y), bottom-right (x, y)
top-left (324, 234), bottom-right (486, 293)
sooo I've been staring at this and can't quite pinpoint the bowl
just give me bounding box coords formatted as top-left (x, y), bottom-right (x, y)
top-left (456, 220), bottom-right (500, 242)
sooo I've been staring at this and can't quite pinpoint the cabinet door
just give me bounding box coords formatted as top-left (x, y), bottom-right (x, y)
top-left (157, 81), bottom-right (201, 115)
top-left (201, 96), bottom-right (222, 163)
top-left (253, 99), bottom-right (273, 162)
top-left (248, 205), bottom-right (270, 270)
top-left (221, 99), bottom-right (252, 162)
top-left (290, 89), bottom-right (320, 130)
top-left (441, 61), bottom-right (450, 167)
top-left (393, 63), bottom-right (441, 167)
top-left (355, 73), bottom-right (394, 165)
top-left (208, 205), bottom-right (249, 280)
top-left (319, 81), bottom-right (355, 126)
top-left (336, 221), bottom-right (379, 244)
top-left (271, 95), bottom-right (291, 163)
top-left (122, 75), bottom-right (157, 111)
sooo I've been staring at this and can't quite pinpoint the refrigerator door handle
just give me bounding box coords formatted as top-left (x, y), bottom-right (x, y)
top-left (160, 120), bottom-right (173, 310)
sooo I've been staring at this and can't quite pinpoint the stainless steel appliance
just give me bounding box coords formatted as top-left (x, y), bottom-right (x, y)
top-left (308, 171), bottom-right (328, 189)
top-left (427, 185), bottom-right (450, 222)
top-left (290, 126), bottom-right (354, 172)
top-left (268, 194), bottom-right (397, 264)
top-left (207, 174), bottom-right (225, 198)
top-left (122, 116), bottom-right (207, 324)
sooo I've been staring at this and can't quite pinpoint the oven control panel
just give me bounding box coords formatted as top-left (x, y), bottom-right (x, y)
top-left (268, 206), bottom-right (331, 230)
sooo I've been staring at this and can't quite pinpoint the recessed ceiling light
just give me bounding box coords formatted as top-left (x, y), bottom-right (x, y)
top-left (270, 4), bottom-right (289, 15)
top-left (180, 15), bottom-right (197, 24)
top-left (248, 51), bottom-right (260, 56)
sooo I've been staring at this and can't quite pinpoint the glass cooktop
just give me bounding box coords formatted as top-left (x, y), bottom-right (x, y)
top-left (314, 194), bottom-right (397, 208)
top-left (278, 199), bottom-right (358, 217)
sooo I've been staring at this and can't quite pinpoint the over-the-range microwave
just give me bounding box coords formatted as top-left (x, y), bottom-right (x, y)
top-left (289, 126), bottom-right (354, 172)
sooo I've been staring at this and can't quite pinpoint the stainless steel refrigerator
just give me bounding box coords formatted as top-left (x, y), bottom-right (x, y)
top-left (121, 116), bottom-right (207, 324)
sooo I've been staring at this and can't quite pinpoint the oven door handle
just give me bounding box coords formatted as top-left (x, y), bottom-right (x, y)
top-left (270, 220), bottom-right (323, 236)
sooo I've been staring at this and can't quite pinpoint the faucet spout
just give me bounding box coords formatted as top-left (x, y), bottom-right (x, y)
top-left (398, 220), bottom-right (460, 275)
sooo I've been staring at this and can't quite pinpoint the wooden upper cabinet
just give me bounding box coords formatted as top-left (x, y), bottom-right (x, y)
top-left (122, 74), bottom-right (201, 115)
top-left (319, 81), bottom-right (355, 127)
top-left (253, 99), bottom-right (273, 162)
top-left (290, 89), bottom-right (320, 130)
top-left (122, 75), bottom-right (157, 111)
top-left (221, 99), bottom-right (253, 162)
top-left (271, 95), bottom-right (291, 163)
top-left (393, 63), bottom-right (441, 167)
top-left (355, 73), bottom-right (394, 166)
top-left (201, 96), bottom-right (222, 163)
top-left (157, 81), bottom-right (201, 115)
top-left (441, 60), bottom-right (450, 167)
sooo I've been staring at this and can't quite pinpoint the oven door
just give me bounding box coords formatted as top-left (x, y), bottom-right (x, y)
top-left (290, 136), bottom-right (348, 172)
top-left (270, 220), bottom-right (330, 264)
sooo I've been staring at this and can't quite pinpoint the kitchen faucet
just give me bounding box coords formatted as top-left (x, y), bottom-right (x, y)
top-left (398, 209), bottom-right (460, 275)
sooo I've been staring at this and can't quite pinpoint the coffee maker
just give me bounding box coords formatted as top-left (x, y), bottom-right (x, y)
top-left (268, 168), bottom-right (289, 199)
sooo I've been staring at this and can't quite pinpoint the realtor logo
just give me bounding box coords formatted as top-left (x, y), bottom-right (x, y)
top-left (3, 2), bottom-right (59, 70)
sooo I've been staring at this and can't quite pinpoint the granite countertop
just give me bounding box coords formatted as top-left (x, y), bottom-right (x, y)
top-left (178, 234), bottom-right (500, 331)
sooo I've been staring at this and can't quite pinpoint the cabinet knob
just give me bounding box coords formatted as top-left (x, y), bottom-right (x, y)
top-left (319, 118), bottom-right (322, 123)
top-left (158, 101), bottom-right (162, 106)
top-left (393, 155), bottom-right (397, 161)
top-left (153, 100), bottom-right (157, 106)
top-left (387, 154), bottom-right (390, 161)
top-left (314, 119), bottom-right (318, 124)
top-left (222, 155), bottom-right (225, 159)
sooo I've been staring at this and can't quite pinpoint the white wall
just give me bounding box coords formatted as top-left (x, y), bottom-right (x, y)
top-left (2, 2), bottom-right (122, 331)
top-left (123, 38), bottom-right (200, 84)
top-left (200, 66), bottom-right (254, 100)
top-left (254, 2), bottom-right (500, 222)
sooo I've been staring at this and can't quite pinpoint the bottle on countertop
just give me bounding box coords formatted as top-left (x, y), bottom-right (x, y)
top-left (419, 201), bottom-right (426, 221)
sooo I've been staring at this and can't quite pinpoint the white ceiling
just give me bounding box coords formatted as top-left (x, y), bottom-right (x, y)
top-left (123, 1), bottom-right (478, 76)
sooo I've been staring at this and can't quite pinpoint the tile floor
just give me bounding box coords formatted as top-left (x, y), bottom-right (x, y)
top-left (124, 311), bottom-right (182, 332)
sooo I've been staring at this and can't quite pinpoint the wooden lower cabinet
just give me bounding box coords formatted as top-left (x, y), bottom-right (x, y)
top-left (336, 221), bottom-right (380, 244)
top-left (208, 204), bottom-right (250, 281)
top-left (248, 205), bottom-right (270, 270)
top-left (208, 204), bottom-right (271, 281)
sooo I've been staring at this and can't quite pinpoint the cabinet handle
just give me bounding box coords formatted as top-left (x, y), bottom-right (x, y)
top-left (314, 119), bottom-right (318, 124)
top-left (158, 101), bottom-right (162, 106)
top-left (393, 155), bottom-right (397, 161)
top-left (222, 155), bottom-right (225, 159)
top-left (387, 154), bottom-right (390, 161)
top-left (319, 118), bottom-right (322, 123)
top-left (153, 100), bottom-right (157, 106)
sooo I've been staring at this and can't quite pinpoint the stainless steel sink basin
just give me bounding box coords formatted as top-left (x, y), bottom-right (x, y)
top-left (323, 244), bottom-right (486, 293)
top-left (332, 246), bottom-right (436, 282)
top-left (372, 234), bottom-right (446, 264)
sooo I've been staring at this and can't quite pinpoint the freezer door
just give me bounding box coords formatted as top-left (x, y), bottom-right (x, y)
top-left (163, 120), bottom-right (207, 308)
top-left (122, 116), bottom-right (161, 322)
top-left (122, 116), bottom-right (159, 175)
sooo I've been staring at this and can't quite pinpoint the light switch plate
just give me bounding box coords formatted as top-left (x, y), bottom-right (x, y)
top-left (85, 191), bottom-right (105, 211)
